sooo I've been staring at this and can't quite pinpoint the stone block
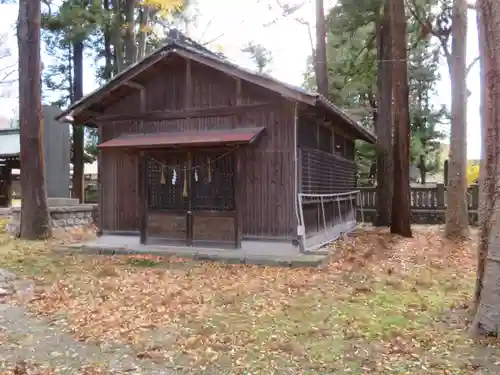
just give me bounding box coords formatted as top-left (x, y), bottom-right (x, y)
top-left (5, 204), bottom-right (98, 235)
top-left (47, 197), bottom-right (79, 207)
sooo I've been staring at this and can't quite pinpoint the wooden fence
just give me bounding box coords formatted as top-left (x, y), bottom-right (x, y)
top-left (358, 184), bottom-right (479, 224)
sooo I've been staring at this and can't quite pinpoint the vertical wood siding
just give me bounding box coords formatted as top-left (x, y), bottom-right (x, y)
top-left (99, 57), bottom-right (297, 239)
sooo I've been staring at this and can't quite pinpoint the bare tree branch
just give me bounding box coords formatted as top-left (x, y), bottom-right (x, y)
top-left (201, 33), bottom-right (224, 47)
top-left (264, 0), bottom-right (305, 27)
top-left (466, 56), bottom-right (480, 75)
top-left (199, 15), bottom-right (215, 40)
top-left (295, 17), bottom-right (314, 58)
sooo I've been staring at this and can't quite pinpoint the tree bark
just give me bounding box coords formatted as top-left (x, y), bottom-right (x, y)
top-left (374, 0), bottom-right (393, 227)
top-left (103, 0), bottom-right (113, 80)
top-left (445, 0), bottom-right (470, 238)
top-left (72, 38), bottom-right (85, 203)
top-left (390, 0), bottom-right (412, 237)
top-left (137, 5), bottom-right (150, 61)
top-left (111, 0), bottom-right (124, 74)
top-left (473, 0), bottom-right (487, 310)
top-left (471, 0), bottom-right (500, 335)
top-left (17, 0), bottom-right (51, 239)
top-left (124, 0), bottom-right (136, 66)
top-left (314, 0), bottom-right (328, 96)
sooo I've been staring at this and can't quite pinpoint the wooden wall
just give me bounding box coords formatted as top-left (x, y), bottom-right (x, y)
top-left (98, 57), bottom-right (297, 240)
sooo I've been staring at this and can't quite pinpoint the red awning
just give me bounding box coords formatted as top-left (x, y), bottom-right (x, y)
top-left (98, 127), bottom-right (265, 149)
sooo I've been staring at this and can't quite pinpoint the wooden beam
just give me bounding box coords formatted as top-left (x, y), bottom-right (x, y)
top-left (185, 59), bottom-right (192, 109)
top-left (97, 126), bottom-right (103, 236)
top-left (5, 168), bottom-right (11, 208)
top-left (139, 151), bottom-right (148, 245)
top-left (234, 151), bottom-right (242, 248)
top-left (235, 78), bottom-right (242, 128)
top-left (137, 83), bottom-right (146, 132)
top-left (77, 109), bottom-right (104, 119)
top-left (95, 102), bottom-right (273, 123)
top-left (186, 151), bottom-right (193, 246)
top-left (5, 159), bottom-right (20, 170)
top-left (236, 78), bottom-right (242, 104)
top-left (125, 81), bottom-right (144, 90)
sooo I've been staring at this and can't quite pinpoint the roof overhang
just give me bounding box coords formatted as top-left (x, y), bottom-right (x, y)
top-left (315, 96), bottom-right (376, 144)
top-left (97, 127), bottom-right (266, 150)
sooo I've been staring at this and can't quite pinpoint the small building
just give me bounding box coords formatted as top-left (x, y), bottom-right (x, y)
top-left (56, 33), bottom-right (375, 252)
top-left (0, 106), bottom-right (71, 205)
top-left (0, 129), bottom-right (20, 206)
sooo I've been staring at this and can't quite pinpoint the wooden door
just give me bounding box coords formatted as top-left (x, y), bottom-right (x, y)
top-left (145, 151), bottom-right (190, 244)
top-left (144, 149), bottom-right (238, 247)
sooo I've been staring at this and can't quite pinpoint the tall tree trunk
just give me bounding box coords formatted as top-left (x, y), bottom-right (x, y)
top-left (72, 38), bottom-right (85, 203)
top-left (445, 0), bottom-right (470, 238)
top-left (103, 0), bottom-right (113, 79)
top-left (315, 0), bottom-right (328, 96)
top-left (473, 0), bottom-right (487, 310)
top-left (137, 5), bottom-right (150, 60)
top-left (374, 0), bottom-right (393, 227)
top-left (471, 0), bottom-right (500, 335)
top-left (124, 0), bottom-right (136, 66)
top-left (111, 0), bottom-right (124, 74)
top-left (390, 0), bottom-right (412, 237)
top-left (17, 0), bottom-right (51, 239)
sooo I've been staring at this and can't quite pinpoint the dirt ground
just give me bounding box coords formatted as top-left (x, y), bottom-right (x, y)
top-left (0, 225), bottom-right (499, 374)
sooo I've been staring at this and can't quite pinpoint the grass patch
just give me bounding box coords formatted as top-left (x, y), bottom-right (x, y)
top-left (125, 257), bottom-right (164, 268)
top-left (1, 225), bottom-right (500, 374)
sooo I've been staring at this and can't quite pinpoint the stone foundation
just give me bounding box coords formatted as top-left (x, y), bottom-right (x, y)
top-left (6, 204), bottom-right (98, 235)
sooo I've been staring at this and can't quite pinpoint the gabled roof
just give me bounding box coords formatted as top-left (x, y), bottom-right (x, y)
top-left (56, 31), bottom-right (376, 144)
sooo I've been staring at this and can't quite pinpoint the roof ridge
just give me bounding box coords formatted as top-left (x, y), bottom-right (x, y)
top-left (165, 28), bottom-right (225, 60)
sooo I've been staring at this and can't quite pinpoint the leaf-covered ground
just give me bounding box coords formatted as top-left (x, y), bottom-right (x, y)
top-left (1, 225), bottom-right (500, 374)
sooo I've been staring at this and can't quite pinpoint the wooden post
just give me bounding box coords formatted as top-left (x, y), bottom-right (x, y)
top-left (436, 183), bottom-right (445, 209)
top-left (236, 78), bottom-right (242, 103)
top-left (296, 146), bottom-right (303, 244)
top-left (235, 78), bottom-right (242, 128)
top-left (0, 167), bottom-right (7, 207)
top-left (97, 126), bottom-right (103, 236)
top-left (139, 88), bottom-right (146, 133)
top-left (443, 159), bottom-right (449, 186)
top-left (234, 151), bottom-right (242, 248)
top-left (6, 167), bottom-right (12, 207)
top-left (185, 59), bottom-right (192, 109)
top-left (139, 151), bottom-right (148, 245)
top-left (186, 151), bottom-right (193, 246)
top-left (297, 147), bottom-right (303, 194)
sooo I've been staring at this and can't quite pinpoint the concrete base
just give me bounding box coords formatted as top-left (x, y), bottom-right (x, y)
top-left (47, 197), bottom-right (80, 207)
top-left (57, 235), bottom-right (329, 268)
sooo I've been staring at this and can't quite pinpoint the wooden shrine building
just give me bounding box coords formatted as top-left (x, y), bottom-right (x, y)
top-left (56, 32), bottom-right (376, 251)
top-left (0, 129), bottom-right (19, 207)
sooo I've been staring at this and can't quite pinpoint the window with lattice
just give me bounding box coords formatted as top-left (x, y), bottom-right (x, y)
top-left (191, 151), bottom-right (234, 211)
top-left (146, 151), bottom-right (235, 211)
